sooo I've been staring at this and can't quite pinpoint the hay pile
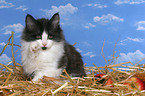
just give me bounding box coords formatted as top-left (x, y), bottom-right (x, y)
top-left (0, 32), bottom-right (145, 96)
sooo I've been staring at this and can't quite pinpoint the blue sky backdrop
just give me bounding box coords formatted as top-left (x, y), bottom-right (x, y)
top-left (0, 0), bottom-right (145, 67)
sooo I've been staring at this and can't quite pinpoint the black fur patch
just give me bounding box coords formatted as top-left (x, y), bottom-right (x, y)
top-left (64, 43), bottom-right (86, 77)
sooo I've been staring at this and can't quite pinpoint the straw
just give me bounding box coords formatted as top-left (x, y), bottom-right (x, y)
top-left (0, 32), bottom-right (145, 96)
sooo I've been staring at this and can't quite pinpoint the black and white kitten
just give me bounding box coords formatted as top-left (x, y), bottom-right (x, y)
top-left (21, 13), bottom-right (86, 81)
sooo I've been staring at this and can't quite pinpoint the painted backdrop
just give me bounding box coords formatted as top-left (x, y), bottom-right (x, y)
top-left (0, 0), bottom-right (145, 67)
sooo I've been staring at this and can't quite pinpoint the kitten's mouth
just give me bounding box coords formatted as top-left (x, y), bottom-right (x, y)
top-left (42, 47), bottom-right (47, 50)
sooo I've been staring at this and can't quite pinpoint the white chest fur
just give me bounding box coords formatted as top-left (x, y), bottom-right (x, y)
top-left (21, 40), bottom-right (64, 81)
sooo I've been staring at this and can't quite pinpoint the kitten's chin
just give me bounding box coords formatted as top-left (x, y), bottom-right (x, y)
top-left (41, 47), bottom-right (47, 50)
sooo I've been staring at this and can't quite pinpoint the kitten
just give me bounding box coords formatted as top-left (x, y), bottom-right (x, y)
top-left (21, 13), bottom-right (86, 81)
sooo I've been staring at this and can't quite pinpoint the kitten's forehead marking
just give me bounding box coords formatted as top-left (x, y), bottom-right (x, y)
top-left (42, 31), bottom-right (48, 41)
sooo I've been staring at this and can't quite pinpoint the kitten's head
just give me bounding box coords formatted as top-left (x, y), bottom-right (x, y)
top-left (22, 13), bottom-right (65, 50)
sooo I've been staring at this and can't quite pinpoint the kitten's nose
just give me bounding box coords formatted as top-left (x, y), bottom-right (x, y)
top-left (42, 43), bottom-right (47, 47)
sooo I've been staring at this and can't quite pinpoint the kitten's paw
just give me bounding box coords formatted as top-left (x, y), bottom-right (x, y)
top-left (32, 72), bottom-right (43, 81)
top-left (30, 42), bottom-right (40, 53)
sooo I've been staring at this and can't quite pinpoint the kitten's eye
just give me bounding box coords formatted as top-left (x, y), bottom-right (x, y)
top-left (36, 36), bottom-right (41, 39)
top-left (48, 35), bottom-right (53, 39)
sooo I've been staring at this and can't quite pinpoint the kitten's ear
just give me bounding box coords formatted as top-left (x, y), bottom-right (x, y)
top-left (25, 14), bottom-right (37, 30)
top-left (50, 13), bottom-right (60, 28)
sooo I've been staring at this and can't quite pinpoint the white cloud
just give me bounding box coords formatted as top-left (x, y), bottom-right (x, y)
top-left (83, 23), bottom-right (96, 29)
top-left (116, 50), bottom-right (145, 64)
top-left (0, 42), bottom-right (6, 46)
top-left (119, 37), bottom-right (144, 45)
top-left (0, 0), bottom-right (14, 8)
top-left (126, 37), bottom-right (144, 42)
top-left (85, 3), bottom-right (107, 8)
top-left (2, 23), bottom-right (24, 34)
top-left (136, 21), bottom-right (145, 31)
top-left (90, 55), bottom-right (96, 58)
top-left (93, 14), bottom-right (124, 25)
top-left (115, 0), bottom-right (145, 5)
top-left (0, 54), bottom-right (11, 64)
top-left (83, 52), bottom-right (96, 58)
top-left (120, 37), bottom-right (144, 45)
top-left (76, 48), bottom-right (83, 53)
top-left (40, 3), bottom-right (78, 16)
top-left (16, 6), bottom-right (28, 11)
top-left (61, 22), bottom-right (64, 25)
top-left (82, 41), bottom-right (91, 46)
